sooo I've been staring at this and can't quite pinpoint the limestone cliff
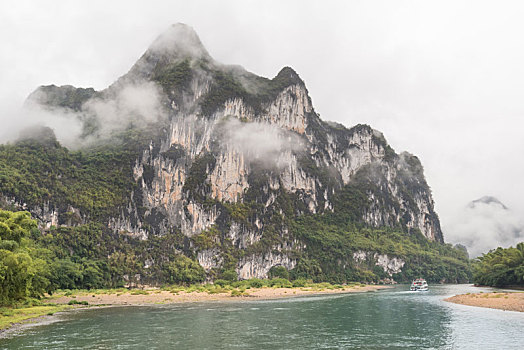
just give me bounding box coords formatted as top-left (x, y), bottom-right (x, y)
top-left (18, 23), bottom-right (444, 280)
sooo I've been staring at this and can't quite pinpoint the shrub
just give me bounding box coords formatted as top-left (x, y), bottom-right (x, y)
top-left (130, 290), bottom-right (149, 295)
top-left (207, 286), bottom-right (228, 294)
top-left (268, 278), bottom-right (292, 288)
top-left (230, 289), bottom-right (248, 297)
top-left (213, 279), bottom-right (230, 287)
top-left (247, 279), bottom-right (264, 288)
top-left (292, 279), bottom-right (307, 288)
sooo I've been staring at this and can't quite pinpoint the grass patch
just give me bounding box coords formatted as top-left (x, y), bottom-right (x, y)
top-left (0, 305), bottom-right (72, 330)
top-left (205, 285), bottom-right (229, 294)
top-left (130, 290), bottom-right (149, 296)
top-left (230, 290), bottom-right (249, 297)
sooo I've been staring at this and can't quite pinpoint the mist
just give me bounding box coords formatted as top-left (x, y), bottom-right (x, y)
top-left (0, 103), bottom-right (83, 147)
top-left (83, 82), bottom-right (167, 140)
top-left (4, 81), bottom-right (168, 149)
top-left (220, 117), bottom-right (303, 167)
top-left (444, 198), bottom-right (524, 257)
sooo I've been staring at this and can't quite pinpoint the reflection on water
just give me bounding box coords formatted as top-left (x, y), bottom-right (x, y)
top-left (1, 285), bottom-right (523, 349)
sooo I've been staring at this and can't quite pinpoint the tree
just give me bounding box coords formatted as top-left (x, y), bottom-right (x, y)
top-left (0, 210), bottom-right (49, 304)
top-left (163, 255), bottom-right (205, 285)
top-left (473, 243), bottom-right (524, 287)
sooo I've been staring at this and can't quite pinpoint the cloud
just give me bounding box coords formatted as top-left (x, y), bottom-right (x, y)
top-left (0, 103), bottom-right (83, 147)
top-left (217, 117), bottom-right (303, 167)
top-left (2, 81), bottom-right (169, 148)
top-left (83, 81), bottom-right (167, 139)
top-left (444, 198), bottom-right (524, 257)
top-left (148, 23), bottom-right (209, 60)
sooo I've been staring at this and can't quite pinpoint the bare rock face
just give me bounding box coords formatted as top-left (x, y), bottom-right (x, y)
top-left (237, 253), bottom-right (296, 280)
top-left (22, 23), bottom-right (444, 280)
top-left (353, 250), bottom-right (406, 277)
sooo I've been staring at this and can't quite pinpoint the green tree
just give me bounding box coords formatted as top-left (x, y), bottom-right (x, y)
top-left (473, 243), bottom-right (524, 287)
top-left (163, 255), bottom-right (205, 285)
top-left (0, 210), bottom-right (53, 304)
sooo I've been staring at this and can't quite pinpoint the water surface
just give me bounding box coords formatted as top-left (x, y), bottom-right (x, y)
top-left (1, 284), bottom-right (523, 349)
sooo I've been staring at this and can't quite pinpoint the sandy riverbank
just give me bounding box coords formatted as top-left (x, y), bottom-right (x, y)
top-left (445, 292), bottom-right (524, 312)
top-left (46, 284), bottom-right (387, 306)
top-left (0, 284), bottom-right (388, 333)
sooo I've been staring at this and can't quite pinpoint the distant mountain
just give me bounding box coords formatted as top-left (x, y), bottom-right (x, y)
top-left (0, 24), bottom-right (470, 285)
top-left (468, 196), bottom-right (508, 210)
top-left (446, 196), bottom-right (523, 257)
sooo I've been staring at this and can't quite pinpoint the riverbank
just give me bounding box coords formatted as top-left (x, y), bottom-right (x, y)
top-left (0, 283), bottom-right (388, 333)
top-left (0, 305), bottom-right (74, 332)
top-left (2, 284), bottom-right (523, 349)
top-left (45, 284), bottom-right (387, 306)
top-left (445, 291), bottom-right (524, 312)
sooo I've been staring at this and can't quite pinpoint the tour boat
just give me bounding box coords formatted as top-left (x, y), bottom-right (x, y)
top-left (410, 278), bottom-right (429, 291)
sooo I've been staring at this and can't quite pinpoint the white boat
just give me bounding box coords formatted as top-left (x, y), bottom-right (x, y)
top-left (410, 278), bottom-right (429, 291)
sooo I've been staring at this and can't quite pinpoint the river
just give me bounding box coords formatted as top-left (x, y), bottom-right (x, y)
top-left (1, 284), bottom-right (523, 349)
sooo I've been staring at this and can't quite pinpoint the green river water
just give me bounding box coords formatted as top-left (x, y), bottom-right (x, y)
top-left (1, 284), bottom-right (523, 349)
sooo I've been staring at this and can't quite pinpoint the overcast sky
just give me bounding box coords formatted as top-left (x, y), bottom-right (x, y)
top-left (1, 0), bottom-right (523, 252)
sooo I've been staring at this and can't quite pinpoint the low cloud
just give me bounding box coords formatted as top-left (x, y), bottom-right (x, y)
top-left (2, 81), bottom-right (168, 148)
top-left (218, 117), bottom-right (303, 167)
top-left (148, 23), bottom-right (209, 60)
top-left (0, 104), bottom-right (83, 147)
top-left (444, 198), bottom-right (524, 257)
top-left (84, 81), bottom-right (167, 138)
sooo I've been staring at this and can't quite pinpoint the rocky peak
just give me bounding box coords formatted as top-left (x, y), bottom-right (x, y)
top-left (274, 66), bottom-right (305, 87)
top-left (26, 84), bottom-right (96, 112)
top-left (123, 23), bottom-right (212, 83)
top-left (148, 23), bottom-right (211, 61)
top-left (468, 196), bottom-right (508, 210)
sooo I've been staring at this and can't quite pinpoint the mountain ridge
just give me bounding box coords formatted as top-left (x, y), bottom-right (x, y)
top-left (0, 24), bottom-right (469, 285)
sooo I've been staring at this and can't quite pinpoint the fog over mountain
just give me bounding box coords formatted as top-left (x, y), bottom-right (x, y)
top-left (1, 1), bottom-right (523, 252)
top-left (445, 196), bottom-right (524, 257)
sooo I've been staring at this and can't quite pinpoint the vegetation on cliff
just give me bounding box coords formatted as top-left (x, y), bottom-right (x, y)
top-left (290, 213), bottom-right (470, 284)
top-left (199, 65), bottom-right (305, 116)
top-left (0, 134), bottom-right (136, 219)
top-left (0, 131), bottom-right (471, 292)
top-left (0, 204), bottom-right (470, 308)
top-left (0, 209), bottom-right (207, 306)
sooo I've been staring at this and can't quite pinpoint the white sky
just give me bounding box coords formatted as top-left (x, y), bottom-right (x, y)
top-left (1, 0), bottom-right (523, 250)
